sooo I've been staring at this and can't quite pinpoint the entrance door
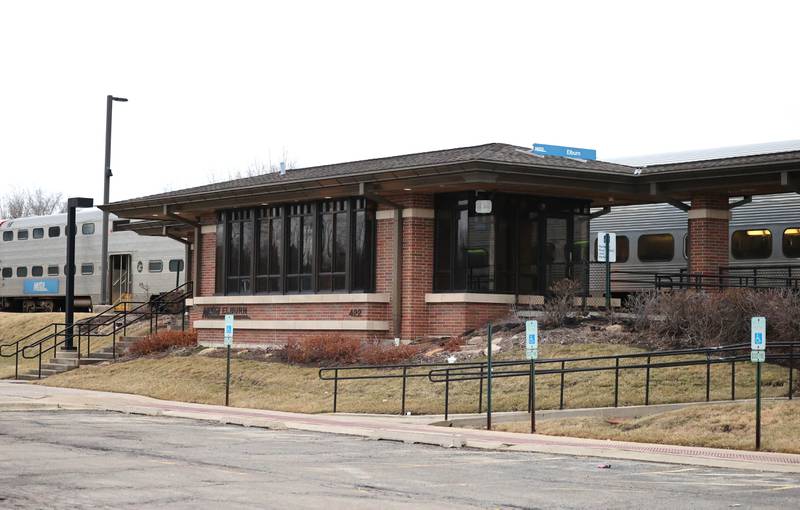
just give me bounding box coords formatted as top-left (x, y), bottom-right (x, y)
top-left (109, 254), bottom-right (132, 304)
top-left (545, 216), bottom-right (570, 290)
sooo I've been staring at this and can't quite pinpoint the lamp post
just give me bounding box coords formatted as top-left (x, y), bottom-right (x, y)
top-left (101, 95), bottom-right (128, 305)
top-left (65, 197), bottom-right (94, 351)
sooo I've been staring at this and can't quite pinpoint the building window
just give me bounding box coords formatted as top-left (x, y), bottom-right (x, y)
top-left (433, 192), bottom-right (590, 295)
top-left (33, 228), bottom-right (44, 239)
top-left (1, 267), bottom-right (11, 278)
top-left (82, 223), bottom-right (95, 235)
top-left (731, 229), bottom-right (772, 260)
top-left (17, 230), bottom-right (28, 240)
top-left (81, 263), bottom-right (94, 275)
top-left (17, 267), bottom-right (27, 277)
top-left (782, 228), bottom-right (800, 258)
top-left (2, 231), bottom-right (11, 241)
top-left (637, 233), bottom-right (674, 262)
top-left (593, 235), bottom-right (630, 263)
top-left (168, 259), bottom-right (184, 272)
top-left (148, 260), bottom-right (163, 273)
top-left (47, 265), bottom-right (59, 276)
top-left (31, 266), bottom-right (43, 277)
top-left (255, 207), bottom-right (283, 293)
top-left (215, 198), bottom-right (376, 296)
top-left (48, 226), bottom-right (60, 238)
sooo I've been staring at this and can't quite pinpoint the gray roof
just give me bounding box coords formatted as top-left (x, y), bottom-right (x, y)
top-left (110, 143), bottom-right (636, 206)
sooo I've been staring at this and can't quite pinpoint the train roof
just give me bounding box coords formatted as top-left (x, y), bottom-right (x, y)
top-left (609, 140), bottom-right (800, 167)
top-left (0, 208), bottom-right (110, 230)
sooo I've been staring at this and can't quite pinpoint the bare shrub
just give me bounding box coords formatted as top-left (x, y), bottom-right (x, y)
top-left (543, 278), bottom-right (582, 327)
top-left (357, 339), bottom-right (421, 365)
top-left (282, 336), bottom-right (421, 365)
top-left (129, 330), bottom-right (197, 357)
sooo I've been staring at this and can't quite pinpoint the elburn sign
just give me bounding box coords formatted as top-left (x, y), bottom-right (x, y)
top-left (532, 143), bottom-right (597, 161)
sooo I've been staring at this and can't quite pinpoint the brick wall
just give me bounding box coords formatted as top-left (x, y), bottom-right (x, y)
top-left (688, 194), bottom-right (729, 276)
top-left (427, 303), bottom-right (512, 337)
top-left (199, 230), bottom-right (217, 296)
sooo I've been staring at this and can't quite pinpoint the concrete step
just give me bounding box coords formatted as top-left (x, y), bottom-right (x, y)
top-left (89, 352), bottom-right (116, 360)
top-left (15, 373), bottom-right (43, 381)
top-left (40, 363), bottom-right (77, 371)
top-left (55, 350), bottom-right (80, 359)
top-left (49, 358), bottom-right (79, 367)
top-left (76, 357), bottom-right (112, 365)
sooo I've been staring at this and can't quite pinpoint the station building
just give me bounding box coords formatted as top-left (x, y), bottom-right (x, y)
top-left (105, 142), bottom-right (800, 346)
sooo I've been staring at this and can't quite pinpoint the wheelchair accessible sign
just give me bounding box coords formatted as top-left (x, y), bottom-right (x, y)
top-left (224, 314), bottom-right (234, 347)
top-left (526, 320), bottom-right (538, 360)
top-left (751, 316), bottom-right (765, 363)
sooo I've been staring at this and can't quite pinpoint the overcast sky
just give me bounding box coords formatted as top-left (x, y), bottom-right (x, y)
top-left (1, 1), bottom-right (798, 205)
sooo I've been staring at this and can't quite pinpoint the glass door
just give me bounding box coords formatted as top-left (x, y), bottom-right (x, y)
top-left (109, 254), bottom-right (132, 304)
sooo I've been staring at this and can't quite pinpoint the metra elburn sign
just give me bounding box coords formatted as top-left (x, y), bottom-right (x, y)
top-left (532, 143), bottom-right (597, 161)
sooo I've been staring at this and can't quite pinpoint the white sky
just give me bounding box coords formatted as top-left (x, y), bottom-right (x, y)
top-left (1, 1), bottom-right (798, 204)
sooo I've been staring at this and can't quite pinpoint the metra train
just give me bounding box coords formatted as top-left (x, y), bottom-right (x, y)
top-left (0, 208), bottom-right (186, 312)
top-left (589, 192), bottom-right (800, 295)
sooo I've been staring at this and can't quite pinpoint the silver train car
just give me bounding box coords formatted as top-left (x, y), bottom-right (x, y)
top-left (0, 209), bottom-right (186, 312)
top-left (589, 192), bottom-right (800, 295)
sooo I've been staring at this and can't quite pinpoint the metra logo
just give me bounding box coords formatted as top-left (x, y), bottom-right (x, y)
top-left (32, 281), bottom-right (48, 292)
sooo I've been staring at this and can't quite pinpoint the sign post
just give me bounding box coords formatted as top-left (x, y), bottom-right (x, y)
top-left (486, 323), bottom-right (493, 431)
top-left (525, 320), bottom-right (539, 433)
top-left (224, 314), bottom-right (234, 406)
top-left (597, 232), bottom-right (616, 310)
top-left (751, 316), bottom-right (766, 450)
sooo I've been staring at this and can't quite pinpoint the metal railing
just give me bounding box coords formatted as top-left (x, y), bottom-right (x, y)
top-left (0, 281), bottom-right (192, 379)
top-left (317, 341), bottom-right (798, 419)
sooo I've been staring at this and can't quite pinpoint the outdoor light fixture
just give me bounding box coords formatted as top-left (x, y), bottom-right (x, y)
top-left (403, 188), bottom-right (412, 191)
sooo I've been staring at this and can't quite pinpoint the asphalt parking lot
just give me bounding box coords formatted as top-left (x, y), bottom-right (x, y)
top-left (1, 410), bottom-right (798, 509)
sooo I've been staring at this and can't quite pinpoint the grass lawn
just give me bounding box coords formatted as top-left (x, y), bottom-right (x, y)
top-left (39, 342), bottom-right (798, 416)
top-left (495, 400), bottom-right (800, 454)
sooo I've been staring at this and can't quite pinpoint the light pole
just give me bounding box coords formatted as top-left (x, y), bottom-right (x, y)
top-left (65, 197), bottom-right (94, 350)
top-left (101, 95), bottom-right (128, 305)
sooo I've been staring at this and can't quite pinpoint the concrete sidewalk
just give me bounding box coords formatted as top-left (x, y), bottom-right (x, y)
top-left (2, 380), bottom-right (799, 473)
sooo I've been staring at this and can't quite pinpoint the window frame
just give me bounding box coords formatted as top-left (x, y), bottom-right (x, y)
top-left (16, 267), bottom-right (27, 278)
top-left (731, 229), bottom-right (773, 260)
top-left (637, 233), bottom-right (675, 263)
top-left (17, 229), bottom-right (28, 241)
top-left (593, 235), bottom-right (630, 263)
top-left (2, 231), bottom-right (12, 241)
top-left (782, 227), bottom-right (800, 259)
top-left (31, 265), bottom-right (44, 277)
top-left (168, 259), bottom-right (184, 272)
top-left (48, 226), bottom-right (60, 238)
top-left (148, 260), bottom-right (164, 273)
top-left (47, 265), bottom-right (59, 276)
top-left (81, 223), bottom-right (95, 235)
top-left (1, 267), bottom-right (12, 278)
top-left (80, 263), bottom-right (94, 275)
top-left (32, 228), bottom-right (44, 239)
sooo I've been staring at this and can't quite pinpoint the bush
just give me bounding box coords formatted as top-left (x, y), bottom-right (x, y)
top-left (543, 278), bottom-right (581, 327)
top-left (129, 330), bottom-right (197, 357)
top-left (283, 335), bottom-right (421, 365)
top-left (627, 288), bottom-right (800, 348)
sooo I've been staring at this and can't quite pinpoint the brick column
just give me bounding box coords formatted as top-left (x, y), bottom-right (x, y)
top-left (688, 194), bottom-right (729, 276)
top-left (400, 207), bottom-right (434, 339)
top-left (375, 209), bottom-right (397, 337)
top-left (198, 225), bottom-right (217, 297)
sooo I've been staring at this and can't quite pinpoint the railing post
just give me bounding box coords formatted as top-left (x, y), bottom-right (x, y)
top-left (645, 355), bottom-right (651, 405)
top-left (614, 357), bottom-right (619, 407)
top-left (400, 366), bottom-right (407, 416)
top-left (113, 326), bottom-right (117, 360)
top-left (333, 368), bottom-right (339, 413)
top-left (559, 361), bottom-right (565, 410)
top-left (444, 368), bottom-right (450, 421)
top-left (731, 360), bottom-right (736, 400)
top-left (15, 341), bottom-right (19, 380)
top-left (38, 343), bottom-right (42, 379)
top-left (705, 352), bottom-right (711, 402)
top-left (477, 364), bottom-right (484, 414)
top-left (789, 346), bottom-right (794, 400)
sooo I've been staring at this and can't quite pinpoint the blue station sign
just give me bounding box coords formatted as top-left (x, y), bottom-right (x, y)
top-left (23, 279), bottom-right (60, 295)
top-left (532, 143), bottom-right (597, 161)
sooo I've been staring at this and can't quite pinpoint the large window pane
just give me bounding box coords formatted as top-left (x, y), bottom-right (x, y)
top-left (638, 233), bottom-right (674, 262)
top-left (517, 211), bottom-right (539, 294)
top-left (784, 228), bottom-right (800, 258)
top-left (731, 229), bottom-right (772, 260)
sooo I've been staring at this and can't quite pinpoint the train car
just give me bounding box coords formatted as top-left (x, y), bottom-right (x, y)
top-left (0, 208), bottom-right (186, 312)
top-left (589, 192), bottom-right (800, 295)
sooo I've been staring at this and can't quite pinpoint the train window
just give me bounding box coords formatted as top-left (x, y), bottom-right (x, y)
top-left (783, 228), bottom-right (800, 258)
top-left (148, 260), bottom-right (163, 273)
top-left (2, 231), bottom-right (11, 241)
top-left (47, 265), bottom-right (59, 276)
top-left (168, 259), bottom-right (184, 272)
top-left (48, 226), bottom-right (60, 238)
top-left (33, 228), bottom-right (44, 239)
top-left (16, 267), bottom-right (27, 277)
top-left (80, 263), bottom-right (94, 275)
top-left (731, 229), bottom-right (772, 260)
top-left (1, 268), bottom-right (11, 278)
top-left (593, 235), bottom-right (629, 263)
top-left (637, 233), bottom-right (674, 262)
top-left (31, 266), bottom-right (43, 277)
top-left (81, 223), bottom-right (95, 235)
top-left (17, 230), bottom-right (28, 240)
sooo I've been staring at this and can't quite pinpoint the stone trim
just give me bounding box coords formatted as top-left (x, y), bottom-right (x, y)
top-left (191, 293), bottom-right (390, 305)
top-left (687, 208), bottom-right (731, 220)
top-left (200, 224), bottom-right (216, 234)
top-left (193, 319), bottom-right (390, 331)
top-left (425, 293), bottom-right (544, 305)
top-left (376, 208), bottom-right (435, 220)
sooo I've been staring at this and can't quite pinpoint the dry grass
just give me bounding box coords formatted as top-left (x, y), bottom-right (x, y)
top-left (496, 400), bottom-right (800, 454)
top-left (0, 312), bottom-right (93, 378)
top-left (40, 342), bottom-right (798, 416)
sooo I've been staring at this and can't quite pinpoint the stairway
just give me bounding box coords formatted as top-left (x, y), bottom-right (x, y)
top-left (15, 335), bottom-right (143, 381)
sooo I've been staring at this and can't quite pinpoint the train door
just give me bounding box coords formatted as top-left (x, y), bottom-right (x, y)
top-left (109, 254), bottom-right (132, 304)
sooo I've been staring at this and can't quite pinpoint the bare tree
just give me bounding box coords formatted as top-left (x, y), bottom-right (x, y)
top-left (207, 148), bottom-right (298, 183)
top-left (0, 188), bottom-right (65, 219)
